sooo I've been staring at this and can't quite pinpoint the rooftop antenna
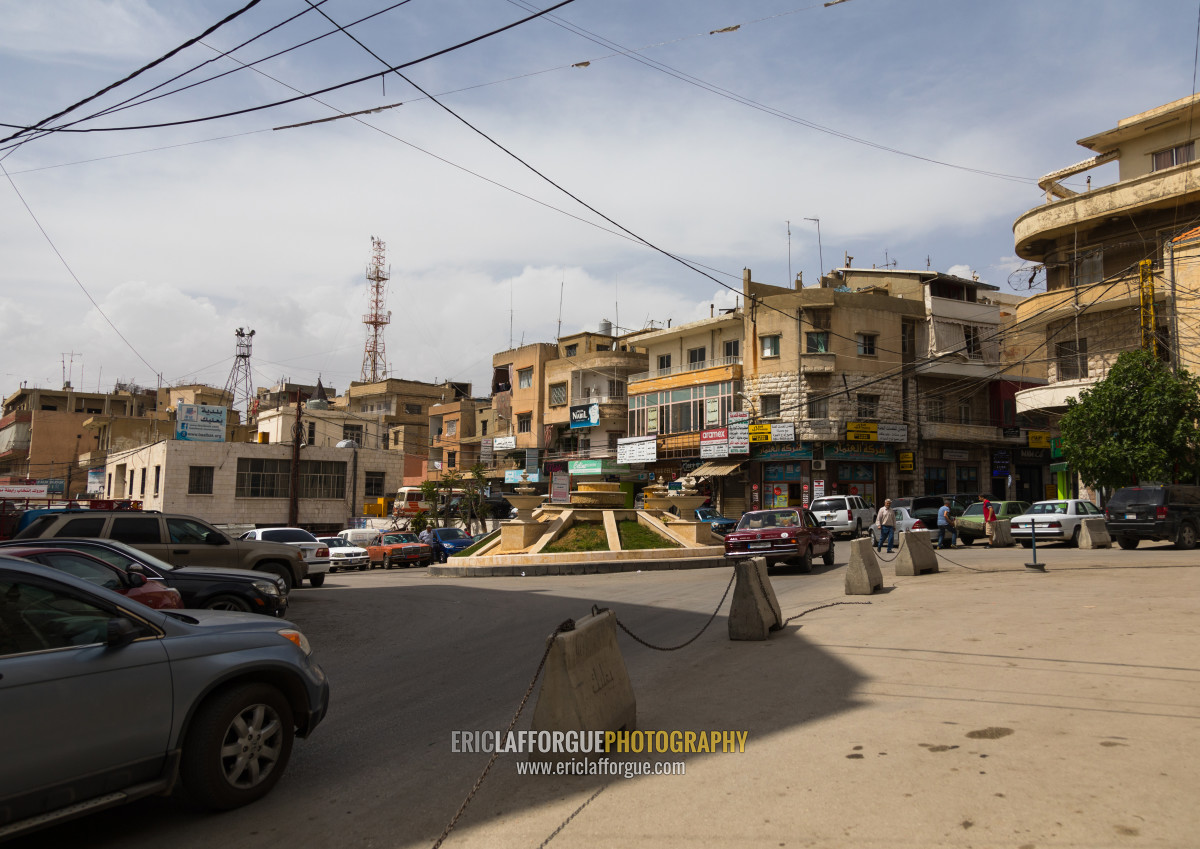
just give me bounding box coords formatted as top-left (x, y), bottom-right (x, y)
top-left (557, 274), bottom-right (564, 339)
top-left (509, 277), bottom-right (514, 349)
top-left (787, 219), bottom-right (792, 285)
top-left (361, 236), bottom-right (392, 382)
top-left (223, 328), bottom-right (256, 419)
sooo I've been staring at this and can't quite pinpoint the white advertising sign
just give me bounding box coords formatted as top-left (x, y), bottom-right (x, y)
top-left (617, 435), bottom-right (657, 464)
top-left (492, 436), bottom-right (517, 450)
top-left (770, 422), bottom-right (795, 442)
top-left (700, 442), bottom-right (730, 459)
top-left (727, 411), bottom-right (750, 454)
top-left (176, 403), bottom-right (227, 442)
top-left (813, 479), bottom-right (826, 499)
top-left (0, 484), bottom-right (48, 498)
top-left (876, 423), bottom-right (909, 443)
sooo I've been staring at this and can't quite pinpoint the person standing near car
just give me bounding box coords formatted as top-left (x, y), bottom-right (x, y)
top-left (937, 499), bottom-right (956, 549)
top-left (875, 498), bottom-right (896, 554)
top-left (982, 498), bottom-right (997, 547)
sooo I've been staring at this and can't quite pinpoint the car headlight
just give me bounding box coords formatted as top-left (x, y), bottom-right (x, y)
top-left (253, 580), bottom-right (280, 596)
top-left (278, 629), bottom-right (312, 655)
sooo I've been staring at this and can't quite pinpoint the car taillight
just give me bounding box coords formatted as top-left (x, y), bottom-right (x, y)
top-left (847, 509), bottom-right (853, 521)
top-left (1156, 506), bottom-right (1169, 519)
top-left (1046, 521), bottom-right (1062, 529)
top-left (317, 546), bottom-right (329, 557)
top-left (912, 519), bottom-right (925, 529)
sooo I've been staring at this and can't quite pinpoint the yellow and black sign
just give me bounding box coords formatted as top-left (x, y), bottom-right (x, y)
top-left (1027, 431), bottom-right (1051, 449)
top-left (898, 451), bottom-right (915, 472)
top-left (845, 421), bottom-right (877, 433)
top-left (748, 424), bottom-right (772, 443)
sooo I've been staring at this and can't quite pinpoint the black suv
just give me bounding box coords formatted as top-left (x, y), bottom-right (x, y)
top-left (1104, 485), bottom-right (1200, 550)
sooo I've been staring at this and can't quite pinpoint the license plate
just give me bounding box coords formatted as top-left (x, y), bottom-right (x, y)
top-left (1125, 513), bottom-right (1136, 520)
top-left (749, 541), bottom-right (770, 549)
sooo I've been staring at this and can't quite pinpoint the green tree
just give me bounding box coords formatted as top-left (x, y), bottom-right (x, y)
top-left (1058, 349), bottom-right (1200, 496)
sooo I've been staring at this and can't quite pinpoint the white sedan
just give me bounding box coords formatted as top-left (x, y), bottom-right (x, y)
top-left (867, 506), bottom-right (926, 545)
top-left (240, 527), bottom-right (331, 586)
top-left (1010, 499), bottom-right (1104, 547)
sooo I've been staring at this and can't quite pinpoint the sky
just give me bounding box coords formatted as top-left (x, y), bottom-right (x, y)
top-left (2, 0), bottom-right (1199, 401)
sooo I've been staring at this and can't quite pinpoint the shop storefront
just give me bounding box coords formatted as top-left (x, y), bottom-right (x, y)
top-left (824, 442), bottom-right (894, 506)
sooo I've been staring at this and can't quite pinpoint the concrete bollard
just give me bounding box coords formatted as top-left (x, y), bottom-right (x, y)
top-left (1078, 517), bottom-right (1113, 549)
top-left (845, 537), bottom-right (883, 595)
top-left (530, 608), bottom-right (635, 758)
top-left (989, 518), bottom-right (1014, 548)
top-left (895, 530), bottom-right (939, 576)
top-left (728, 558), bottom-right (783, 640)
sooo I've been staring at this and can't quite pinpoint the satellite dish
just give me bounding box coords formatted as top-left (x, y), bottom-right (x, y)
top-left (336, 439), bottom-right (359, 449)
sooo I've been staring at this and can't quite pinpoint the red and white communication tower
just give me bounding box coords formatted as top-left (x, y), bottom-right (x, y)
top-left (361, 236), bottom-right (392, 382)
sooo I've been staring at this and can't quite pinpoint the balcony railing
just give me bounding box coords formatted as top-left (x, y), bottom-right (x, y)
top-left (630, 355), bottom-right (742, 383)
top-left (569, 395), bottom-right (626, 406)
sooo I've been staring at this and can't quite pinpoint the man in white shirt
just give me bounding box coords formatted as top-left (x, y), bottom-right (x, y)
top-left (876, 499), bottom-right (896, 553)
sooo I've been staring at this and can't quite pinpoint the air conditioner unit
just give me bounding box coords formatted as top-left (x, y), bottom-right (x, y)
top-left (811, 460), bottom-right (826, 471)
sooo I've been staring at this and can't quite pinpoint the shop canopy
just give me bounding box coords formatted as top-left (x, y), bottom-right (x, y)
top-left (689, 460), bottom-right (745, 477)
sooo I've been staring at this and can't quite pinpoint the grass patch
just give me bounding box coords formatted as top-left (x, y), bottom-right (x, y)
top-left (453, 528), bottom-right (500, 557)
top-left (618, 520), bottom-right (681, 550)
top-left (543, 522), bottom-right (610, 553)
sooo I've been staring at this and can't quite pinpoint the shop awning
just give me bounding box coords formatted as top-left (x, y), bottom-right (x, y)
top-left (689, 460), bottom-right (745, 477)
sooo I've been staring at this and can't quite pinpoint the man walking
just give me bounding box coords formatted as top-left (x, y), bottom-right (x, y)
top-left (982, 498), bottom-right (997, 547)
top-left (937, 498), bottom-right (956, 549)
top-left (876, 498), bottom-right (896, 554)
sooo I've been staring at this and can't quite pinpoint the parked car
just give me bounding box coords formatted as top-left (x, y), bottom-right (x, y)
top-left (867, 506), bottom-right (926, 546)
top-left (0, 537), bottom-right (289, 616)
top-left (694, 507), bottom-right (737, 535)
top-left (317, 536), bottom-right (370, 572)
top-left (239, 528), bottom-right (330, 587)
top-left (0, 557), bottom-right (329, 840)
top-left (1104, 484), bottom-right (1200, 550)
top-left (1010, 499), bottom-right (1104, 547)
top-left (366, 531), bottom-right (433, 568)
top-left (1, 546), bottom-right (184, 610)
top-left (807, 495), bottom-right (874, 539)
top-left (891, 496), bottom-right (949, 528)
top-left (955, 500), bottom-right (1030, 545)
top-left (430, 527), bottom-right (475, 562)
top-left (724, 507), bottom-right (835, 570)
top-left (14, 509), bottom-right (308, 590)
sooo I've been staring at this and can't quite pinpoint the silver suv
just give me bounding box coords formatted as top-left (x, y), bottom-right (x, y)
top-left (808, 495), bottom-right (874, 539)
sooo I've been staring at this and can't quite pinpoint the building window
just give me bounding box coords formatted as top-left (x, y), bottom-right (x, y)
top-left (761, 335), bottom-right (781, 357)
top-left (343, 424), bottom-right (364, 445)
top-left (299, 460), bottom-right (346, 500)
top-left (1073, 249), bottom-right (1103, 287)
top-left (924, 465), bottom-right (947, 493)
top-left (517, 368), bottom-right (533, 389)
top-left (607, 379), bottom-right (625, 398)
top-left (364, 471), bottom-right (386, 498)
top-left (139, 468), bottom-right (146, 497)
top-left (236, 458), bottom-right (289, 498)
top-left (550, 383), bottom-right (568, 406)
top-left (517, 413), bottom-right (532, 434)
top-left (188, 465), bottom-right (214, 495)
top-left (405, 403), bottom-right (422, 415)
top-left (856, 333), bottom-right (877, 356)
top-left (959, 399), bottom-right (972, 425)
top-left (724, 339), bottom-right (740, 358)
top-left (761, 394), bottom-right (781, 418)
top-left (809, 308), bottom-right (831, 330)
top-left (153, 465), bottom-right (161, 497)
top-left (957, 466), bottom-right (978, 489)
top-left (687, 347), bottom-right (706, 368)
top-left (307, 421), bottom-right (316, 444)
top-left (926, 398), bottom-right (945, 423)
top-left (807, 395), bottom-right (828, 419)
top-left (392, 431), bottom-right (400, 446)
top-left (564, 344), bottom-right (578, 357)
top-left (1152, 141), bottom-right (1194, 171)
top-left (657, 354), bottom-right (672, 370)
top-left (106, 473), bottom-right (112, 496)
top-left (596, 344), bottom-right (610, 351)
top-left (806, 331), bottom-right (829, 354)
top-left (481, 420), bottom-right (488, 436)
top-left (626, 381), bottom-right (739, 437)
top-left (901, 321), bottom-right (916, 356)
top-left (447, 451), bottom-right (457, 469)
top-left (964, 326), bottom-right (981, 358)
top-left (857, 394), bottom-right (879, 419)
top-left (1056, 339), bottom-right (1087, 381)
top-left (446, 420), bottom-right (457, 437)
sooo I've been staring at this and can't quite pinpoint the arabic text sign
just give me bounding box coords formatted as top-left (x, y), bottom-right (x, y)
top-left (748, 424), bottom-right (772, 443)
top-left (176, 404), bottom-right (227, 442)
top-left (0, 484), bottom-right (48, 499)
top-left (727, 411), bottom-right (750, 453)
top-left (616, 435), bottom-right (657, 464)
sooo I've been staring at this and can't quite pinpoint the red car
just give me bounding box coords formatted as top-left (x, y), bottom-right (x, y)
top-left (3, 546), bottom-right (184, 610)
top-left (723, 508), bottom-right (835, 570)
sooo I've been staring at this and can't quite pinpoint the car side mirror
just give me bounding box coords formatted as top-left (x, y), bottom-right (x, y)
top-left (205, 531), bottom-right (229, 545)
top-left (106, 617), bottom-right (139, 648)
top-left (126, 571), bottom-right (148, 588)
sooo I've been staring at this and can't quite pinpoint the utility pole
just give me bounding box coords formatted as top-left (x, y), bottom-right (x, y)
top-left (804, 217), bottom-right (823, 284)
top-left (288, 393), bottom-right (303, 526)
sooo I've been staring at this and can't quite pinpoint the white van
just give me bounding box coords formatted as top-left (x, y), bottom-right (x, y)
top-left (338, 528), bottom-right (380, 547)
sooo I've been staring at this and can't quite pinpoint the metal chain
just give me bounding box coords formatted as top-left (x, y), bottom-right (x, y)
top-left (783, 600), bottom-right (872, 626)
top-left (535, 784), bottom-right (608, 849)
top-left (431, 618), bottom-right (576, 849)
top-left (613, 570), bottom-right (737, 651)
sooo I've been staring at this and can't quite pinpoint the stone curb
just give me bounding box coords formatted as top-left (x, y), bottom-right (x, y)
top-left (428, 556), bottom-right (730, 578)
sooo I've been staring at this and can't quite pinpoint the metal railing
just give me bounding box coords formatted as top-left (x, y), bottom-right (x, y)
top-left (629, 355), bottom-right (742, 383)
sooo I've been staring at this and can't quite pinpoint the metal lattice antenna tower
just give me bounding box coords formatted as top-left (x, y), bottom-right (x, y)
top-left (223, 327), bottom-right (255, 418)
top-left (361, 236), bottom-right (392, 382)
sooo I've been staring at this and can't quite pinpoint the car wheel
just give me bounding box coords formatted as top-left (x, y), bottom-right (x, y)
top-left (1117, 536), bottom-right (1139, 550)
top-left (328, 566), bottom-right (337, 574)
top-left (308, 573), bottom-right (326, 587)
top-left (869, 528), bottom-right (878, 546)
top-left (181, 683), bottom-right (294, 811)
top-left (854, 520), bottom-right (862, 538)
top-left (798, 546), bottom-right (813, 573)
top-left (257, 563), bottom-right (293, 592)
top-left (960, 535), bottom-right (974, 546)
top-left (1020, 541), bottom-right (1033, 549)
top-left (1070, 526), bottom-right (1081, 548)
top-left (822, 542), bottom-right (835, 566)
top-left (1174, 522), bottom-right (1197, 550)
top-left (203, 593), bottom-right (253, 613)
top-left (358, 564), bottom-right (368, 571)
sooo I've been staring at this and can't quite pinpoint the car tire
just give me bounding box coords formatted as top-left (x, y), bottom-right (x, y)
top-left (1174, 522), bottom-right (1197, 550)
top-left (854, 520), bottom-right (862, 538)
top-left (257, 563), bottom-right (294, 592)
top-left (960, 535), bottom-right (974, 546)
top-left (1021, 541), bottom-right (1033, 549)
top-left (1070, 526), bottom-right (1081, 548)
top-left (181, 683), bottom-right (295, 811)
top-left (328, 566), bottom-right (337, 574)
top-left (869, 528), bottom-right (878, 546)
top-left (358, 564), bottom-right (368, 571)
top-left (822, 542), bottom-right (835, 566)
top-left (203, 593), bottom-right (253, 613)
top-left (1117, 536), bottom-right (1139, 550)
top-left (384, 557), bottom-right (393, 570)
top-left (798, 546), bottom-right (813, 573)
top-left (308, 573), bottom-right (326, 587)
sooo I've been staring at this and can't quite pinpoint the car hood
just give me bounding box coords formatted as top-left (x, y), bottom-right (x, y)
top-left (161, 608), bottom-right (299, 632)
top-left (172, 564), bottom-right (279, 582)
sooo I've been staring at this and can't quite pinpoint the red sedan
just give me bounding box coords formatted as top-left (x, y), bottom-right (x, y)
top-left (724, 507), bottom-right (835, 570)
top-left (4, 546), bottom-right (183, 610)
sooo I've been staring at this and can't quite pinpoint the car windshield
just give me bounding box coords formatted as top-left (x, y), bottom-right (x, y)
top-left (393, 533), bottom-right (418, 543)
top-left (962, 504), bottom-right (983, 517)
top-left (65, 539), bottom-right (177, 572)
top-left (436, 529), bottom-right (469, 541)
top-left (808, 499), bottom-right (842, 512)
top-left (1106, 487), bottom-right (1166, 509)
top-left (695, 508), bottom-right (722, 521)
top-left (319, 538), bottom-right (350, 548)
top-left (261, 528), bottom-right (318, 543)
top-left (736, 510), bottom-right (800, 530)
top-left (380, 534), bottom-right (413, 544)
top-left (1029, 502), bottom-right (1068, 515)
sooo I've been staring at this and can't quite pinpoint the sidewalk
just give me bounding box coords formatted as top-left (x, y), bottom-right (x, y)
top-left (434, 542), bottom-right (1200, 848)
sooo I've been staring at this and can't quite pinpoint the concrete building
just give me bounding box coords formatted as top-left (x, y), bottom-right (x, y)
top-left (489, 343), bottom-right (559, 482)
top-left (1012, 94), bottom-right (1200, 495)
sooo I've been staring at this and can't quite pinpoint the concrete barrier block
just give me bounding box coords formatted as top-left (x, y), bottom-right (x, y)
top-left (729, 558), bottom-right (783, 640)
top-left (895, 530), bottom-right (940, 576)
top-left (530, 609), bottom-right (636, 756)
top-left (845, 538), bottom-right (883, 595)
top-left (989, 518), bottom-right (1015, 548)
top-left (1079, 517), bottom-right (1113, 548)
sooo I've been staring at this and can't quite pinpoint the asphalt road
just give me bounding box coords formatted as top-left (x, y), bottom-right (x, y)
top-left (14, 537), bottom-right (1200, 849)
